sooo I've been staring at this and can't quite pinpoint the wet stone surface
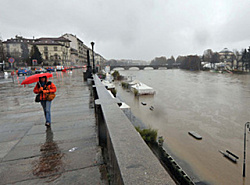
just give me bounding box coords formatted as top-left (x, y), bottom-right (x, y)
top-left (0, 70), bottom-right (107, 184)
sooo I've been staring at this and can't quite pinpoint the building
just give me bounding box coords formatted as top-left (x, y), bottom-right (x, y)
top-left (3, 34), bottom-right (106, 68)
top-left (70, 48), bottom-right (78, 65)
top-left (3, 35), bottom-right (71, 66)
top-left (62, 34), bottom-right (106, 68)
top-left (62, 33), bottom-right (89, 65)
top-left (34, 37), bottom-right (71, 66)
top-left (95, 53), bottom-right (106, 68)
top-left (3, 35), bottom-right (34, 67)
top-left (218, 48), bottom-right (241, 69)
top-left (219, 48), bottom-right (235, 62)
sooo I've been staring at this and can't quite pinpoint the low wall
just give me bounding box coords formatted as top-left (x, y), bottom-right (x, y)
top-left (92, 74), bottom-right (175, 185)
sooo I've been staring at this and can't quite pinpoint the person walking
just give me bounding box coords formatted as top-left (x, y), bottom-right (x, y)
top-left (33, 76), bottom-right (57, 127)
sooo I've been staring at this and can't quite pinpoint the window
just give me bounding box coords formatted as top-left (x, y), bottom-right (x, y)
top-left (54, 47), bottom-right (57, 51)
top-left (44, 47), bottom-right (48, 51)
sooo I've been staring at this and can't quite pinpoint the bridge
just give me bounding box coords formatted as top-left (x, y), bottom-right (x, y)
top-left (110, 64), bottom-right (168, 70)
top-left (109, 63), bottom-right (181, 70)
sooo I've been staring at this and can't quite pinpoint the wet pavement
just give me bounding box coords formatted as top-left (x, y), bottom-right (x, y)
top-left (0, 70), bottom-right (106, 184)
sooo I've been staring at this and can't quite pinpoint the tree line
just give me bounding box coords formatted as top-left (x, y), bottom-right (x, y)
top-left (150, 55), bottom-right (201, 70)
top-left (149, 47), bottom-right (250, 71)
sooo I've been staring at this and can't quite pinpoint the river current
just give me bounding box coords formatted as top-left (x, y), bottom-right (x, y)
top-left (114, 69), bottom-right (250, 185)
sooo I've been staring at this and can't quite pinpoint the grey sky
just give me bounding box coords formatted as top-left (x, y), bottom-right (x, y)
top-left (1, 0), bottom-right (250, 61)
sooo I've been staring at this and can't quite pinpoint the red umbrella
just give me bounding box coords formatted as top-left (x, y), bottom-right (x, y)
top-left (21, 73), bottom-right (53, 85)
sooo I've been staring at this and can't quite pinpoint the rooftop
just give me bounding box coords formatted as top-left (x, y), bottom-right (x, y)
top-left (219, 48), bottom-right (234, 54)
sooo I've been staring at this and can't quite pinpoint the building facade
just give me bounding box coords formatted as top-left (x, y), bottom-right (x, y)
top-left (3, 35), bottom-right (71, 66)
top-left (62, 33), bottom-right (88, 65)
top-left (219, 48), bottom-right (235, 63)
top-left (3, 36), bottom-right (34, 67)
top-left (3, 34), bottom-right (105, 68)
top-left (35, 37), bottom-right (71, 66)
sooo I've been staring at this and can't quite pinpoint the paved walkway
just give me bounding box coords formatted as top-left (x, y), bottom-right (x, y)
top-left (0, 70), bottom-right (106, 184)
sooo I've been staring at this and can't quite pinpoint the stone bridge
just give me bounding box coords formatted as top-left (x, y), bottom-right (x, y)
top-left (109, 63), bottom-right (181, 70)
top-left (110, 64), bottom-right (168, 70)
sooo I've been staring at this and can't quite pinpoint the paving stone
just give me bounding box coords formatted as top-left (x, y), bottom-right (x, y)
top-left (0, 130), bottom-right (27, 143)
top-left (0, 70), bottom-right (105, 184)
top-left (26, 120), bottom-right (95, 136)
top-left (0, 140), bottom-right (19, 160)
top-left (12, 166), bottom-right (106, 185)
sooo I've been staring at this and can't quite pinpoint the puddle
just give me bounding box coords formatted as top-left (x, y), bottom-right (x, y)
top-left (32, 127), bottom-right (64, 181)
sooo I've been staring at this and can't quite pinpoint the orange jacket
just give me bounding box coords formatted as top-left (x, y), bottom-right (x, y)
top-left (33, 81), bottom-right (57, 101)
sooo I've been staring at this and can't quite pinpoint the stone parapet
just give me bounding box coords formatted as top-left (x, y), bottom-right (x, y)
top-left (93, 74), bottom-right (176, 185)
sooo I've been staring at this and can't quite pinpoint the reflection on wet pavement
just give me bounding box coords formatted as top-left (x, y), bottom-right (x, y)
top-left (0, 69), bottom-right (106, 184)
top-left (32, 127), bottom-right (64, 181)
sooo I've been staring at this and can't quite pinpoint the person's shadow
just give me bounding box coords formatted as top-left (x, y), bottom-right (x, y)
top-left (32, 127), bottom-right (64, 181)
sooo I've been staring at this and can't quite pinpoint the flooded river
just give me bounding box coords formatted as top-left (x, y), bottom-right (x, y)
top-left (115, 69), bottom-right (250, 185)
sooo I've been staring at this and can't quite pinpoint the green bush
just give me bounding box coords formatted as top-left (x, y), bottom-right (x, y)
top-left (121, 82), bottom-right (129, 88)
top-left (110, 88), bottom-right (117, 97)
top-left (134, 89), bottom-right (139, 96)
top-left (135, 126), bottom-right (158, 144)
top-left (112, 70), bottom-right (120, 80)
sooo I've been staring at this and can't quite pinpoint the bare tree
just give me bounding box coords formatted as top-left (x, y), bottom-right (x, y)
top-left (233, 49), bottom-right (242, 69)
top-left (0, 38), bottom-right (5, 62)
top-left (211, 52), bottom-right (220, 63)
top-left (0, 38), bottom-right (7, 70)
top-left (202, 49), bottom-right (213, 63)
top-left (202, 49), bottom-right (215, 68)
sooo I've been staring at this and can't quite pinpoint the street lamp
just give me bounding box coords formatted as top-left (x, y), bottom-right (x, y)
top-left (243, 122), bottom-right (250, 177)
top-left (91, 42), bottom-right (95, 74)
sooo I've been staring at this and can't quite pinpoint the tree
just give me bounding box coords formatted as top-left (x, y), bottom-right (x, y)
top-left (166, 56), bottom-right (175, 68)
top-left (150, 56), bottom-right (167, 65)
top-left (176, 56), bottom-right (186, 64)
top-left (202, 49), bottom-right (213, 63)
top-left (21, 43), bottom-right (29, 65)
top-left (247, 47), bottom-right (250, 71)
top-left (241, 49), bottom-right (247, 71)
top-left (0, 38), bottom-right (6, 71)
top-left (211, 52), bottom-right (220, 64)
top-left (242, 46), bottom-right (250, 70)
top-left (180, 55), bottom-right (201, 70)
top-left (107, 59), bottom-right (118, 66)
top-left (0, 38), bottom-right (5, 62)
top-left (30, 45), bottom-right (43, 65)
top-left (111, 70), bottom-right (121, 80)
top-left (241, 47), bottom-right (250, 72)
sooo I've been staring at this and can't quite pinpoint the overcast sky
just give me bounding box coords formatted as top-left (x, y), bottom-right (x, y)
top-left (1, 0), bottom-right (250, 61)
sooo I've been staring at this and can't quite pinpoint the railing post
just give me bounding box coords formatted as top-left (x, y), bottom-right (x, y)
top-left (243, 122), bottom-right (250, 177)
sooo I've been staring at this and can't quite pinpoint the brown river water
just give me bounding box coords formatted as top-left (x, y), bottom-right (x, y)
top-left (114, 69), bottom-right (250, 185)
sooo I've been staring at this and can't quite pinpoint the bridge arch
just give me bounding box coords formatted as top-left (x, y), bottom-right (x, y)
top-left (128, 67), bottom-right (140, 70)
top-left (109, 64), bottom-right (171, 70)
top-left (111, 67), bottom-right (125, 71)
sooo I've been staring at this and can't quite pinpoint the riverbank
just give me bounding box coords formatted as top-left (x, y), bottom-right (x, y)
top-left (117, 94), bottom-right (197, 184)
top-left (114, 69), bottom-right (250, 185)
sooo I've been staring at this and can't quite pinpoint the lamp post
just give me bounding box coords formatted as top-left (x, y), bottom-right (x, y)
top-left (243, 122), bottom-right (250, 177)
top-left (91, 42), bottom-right (95, 74)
